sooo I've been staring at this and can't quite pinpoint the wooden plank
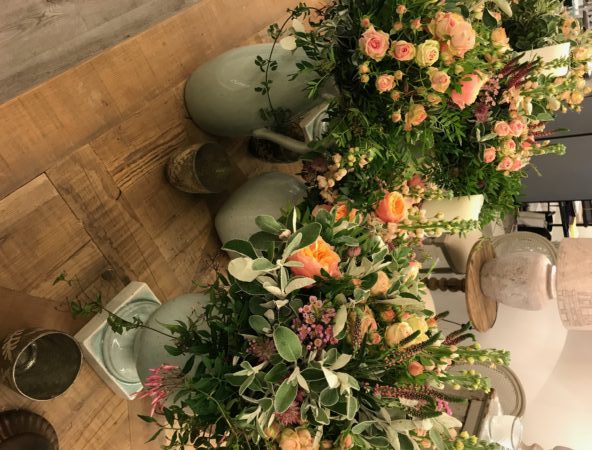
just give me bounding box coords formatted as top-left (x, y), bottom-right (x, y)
top-left (0, 287), bottom-right (86, 336)
top-left (0, 0), bottom-right (199, 104)
top-left (0, 175), bottom-right (90, 293)
top-left (0, 0), bottom-right (300, 200)
top-left (46, 146), bottom-right (183, 301)
top-left (0, 363), bottom-right (130, 450)
top-left (128, 397), bottom-right (166, 449)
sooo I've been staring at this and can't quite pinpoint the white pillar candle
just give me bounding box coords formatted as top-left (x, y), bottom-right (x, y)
top-left (421, 194), bottom-right (484, 222)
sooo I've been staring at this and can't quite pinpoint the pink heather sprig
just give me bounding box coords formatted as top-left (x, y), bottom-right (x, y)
top-left (135, 364), bottom-right (183, 416)
top-left (292, 296), bottom-right (338, 351)
top-left (247, 338), bottom-right (276, 363)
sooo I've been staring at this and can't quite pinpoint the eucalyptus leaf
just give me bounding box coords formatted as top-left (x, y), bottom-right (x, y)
top-left (264, 363), bottom-right (288, 383)
top-left (255, 215), bottom-right (285, 234)
top-left (346, 395), bottom-right (359, 420)
top-left (249, 315), bottom-right (270, 334)
top-left (333, 305), bottom-right (348, 337)
top-left (252, 258), bottom-right (278, 271)
top-left (222, 239), bottom-right (258, 258)
top-left (273, 326), bottom-right (303, 362)
top-left (285, 277), bottom-right (316, 294)
top-left (274, 379), bottom-right (298, 413)
top-left (319, 387), bottom-right (340, 407)
top-left (429, 429), bottom-right (446, 450)
top-left (352, 421), bottom-right (375, 434)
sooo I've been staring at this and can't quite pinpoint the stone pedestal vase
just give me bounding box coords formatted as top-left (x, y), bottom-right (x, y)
top-left (480, 252), bottom-right (556, 310)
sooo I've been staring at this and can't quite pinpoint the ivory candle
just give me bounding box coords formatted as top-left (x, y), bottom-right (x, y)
top-left (421, 195), bottom-right (484, 222)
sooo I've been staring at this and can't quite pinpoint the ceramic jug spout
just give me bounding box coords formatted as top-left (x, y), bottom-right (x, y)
top-left (251, 128), bottom-right (311, 154)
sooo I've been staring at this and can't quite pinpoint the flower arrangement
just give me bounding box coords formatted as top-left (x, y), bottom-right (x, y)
top-left (75, 206), bottom-right (510, 449)
top-left (258, 0), bottom-right (591, 224)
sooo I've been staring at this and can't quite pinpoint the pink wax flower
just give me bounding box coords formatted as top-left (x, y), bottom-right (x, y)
top-left (135, 364), bottom-right (183, 416)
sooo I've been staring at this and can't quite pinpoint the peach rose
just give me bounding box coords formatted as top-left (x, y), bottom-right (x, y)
top-left (296, 429), bottom-right (314, 448)
top-left (393, 21), bottom-right (404, 31)
top-left (510, 159), bottom-right (523, 172)
top-left (439, 42), bottom-right (455, 65)
top-left (385, 322), bottom-right (413, 346)
top-left (376, 74), bottom-right (396, 93)
top-left (408, 361), bottom-right (425, 376)
top-left (335, 203), bottom-right (358, 222)
top-left (405, 103), bottom-right (427, 127)
top-left (371, 271), bottom-right (391, 296)
top-left (359, 26), bottom-right (390, 61)
top-left (571, 92), bottom-right (585, 105)
top-left (411, 18), bottom-right (422, 30)
top-left (381, 309), bottom-right (396, 322)
top-left (502, 139), bottom-right (517, 153)
top-left (279, 429), bottom-right (301, 450)
top-left (427, 93), bottom-right (441, 104)
top-left (375, 191), bottom-right (408, 223)
top-left (430, 12), bottom-right (464, 39)
top-left (450, 73), bottom-right (487, 109)
top-left (391, 40), bottom-right (416, 61)
top-left (287, 237), bottom-right (341, 278)
top-left (396, 4), bottom-right (407, 15)
top-left (483, 146), bottom-right (496, 163)
top-left (496, 156), bottom-right (513, 171)
top-left (428, 69), bottom-right (451, 93)
top-left (448, 21), bottom-right (476, 57)
top-left (509, 119), bottom-right (525, 137)
top-left (415, 39), bottom-right (440, 67)
top-left (360, 16), bottom-right (371, 28)
top-left (391, 90), bottom-right (402, 101)
top-left (408, 173), bottom-right (425, 188)
top-left (493, 121), bottom-right (511, 137)
top-left (391, 111), bottom-right (402, 122)
top-left (358, 63), bottom-right (370, 74)
top-left (491, 27), bottom-right (509, 50)
top-left (404, 261), bottom-right (421, 282)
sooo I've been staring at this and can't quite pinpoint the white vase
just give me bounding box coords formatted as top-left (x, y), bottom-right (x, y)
top-left (134, 293), bottom-right (209, 384)
top-left (480, 251), bottom-right (556, 310)
top-left (421, 194), bottom-right (484, 222)
top-left (519, 42), bottom-right (571, 77)
top-left (215, 172), bottom-right (306, 246)
top-left (185, 44), bottom-right (327, 154)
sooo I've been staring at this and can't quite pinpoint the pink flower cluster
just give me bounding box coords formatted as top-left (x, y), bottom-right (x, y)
top-left (292, 296), bottom-right (338, 351)
top-left (436, 398), bottom-right (453, 415)
top-left (135, 364), bottom-right (183, 416)
top-left (247, 338), bottom-right (276, 363)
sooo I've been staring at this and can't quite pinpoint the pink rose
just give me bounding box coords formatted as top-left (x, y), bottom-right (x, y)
top-left (448, 21), bottom-right (476, 57)
top-left (359, 26), bottom-right (390, 61)
top-left (450, 73), bottom-right (487, 109)
top-left (509, 119), bottom-right (525, 137)
top-left (429, 69), bottom-right (451, 93)
top-left (493, 121), bottom-right (511, 137)
top-left (439, 42), bottom-right (455, 65)
top-left (430, 12), bottom-right (464, 40)
top-left (496, 156), bottom-right (513, 171)
top-left (408, 173), bottom-right (425, 188)
top-left (483, 146), bottom-right (496, 163)
top-left (375, 191), bottom-right (408, 223)
top-left (510, 159), bottom-right (523, 171)
top-left (375, 74), bottom-right (396, 93)
top-left (287, 237), bottom-right (341, 279)
top-left (503, 139), bottom-right (517, 153)
top-left (408, 361), bottom-right (425, 376)
top-left (405, 103), bottom-right (427, 127)
top-left (391, 40), bottom-right (416, 61)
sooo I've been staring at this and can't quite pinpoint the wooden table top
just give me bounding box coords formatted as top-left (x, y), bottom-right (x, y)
top-left (0, 1), bottom-right (303, 448)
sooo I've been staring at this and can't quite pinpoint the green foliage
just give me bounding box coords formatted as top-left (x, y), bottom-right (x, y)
top-left (502, 0), bottom-right (565, 51)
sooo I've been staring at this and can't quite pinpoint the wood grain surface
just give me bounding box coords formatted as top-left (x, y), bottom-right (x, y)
top-left (0, 0), bottom-right (302, 448)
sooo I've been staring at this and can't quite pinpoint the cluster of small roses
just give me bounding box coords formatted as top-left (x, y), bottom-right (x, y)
top-left (275, 426), bottom-right (353, 450)
top-left (293, 296), bottom-right (339, 352)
